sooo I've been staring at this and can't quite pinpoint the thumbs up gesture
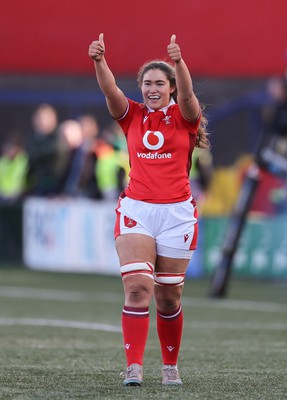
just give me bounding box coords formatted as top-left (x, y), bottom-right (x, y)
top-left (88, 33), bottom-right (105, 62)
top-left (167, 34), bottom-right (182, 63)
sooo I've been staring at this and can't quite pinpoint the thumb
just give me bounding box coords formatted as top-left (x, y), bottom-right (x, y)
top-left (99, 32), bottom-right (104, 45)
top-left (170, 34), bottom-right (176, 45)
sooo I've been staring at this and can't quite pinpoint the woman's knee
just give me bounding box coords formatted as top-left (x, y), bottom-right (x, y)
top-left (154, 286), bottom-right (182, 312)
top-left (123, 276), bottom-right (154, 306)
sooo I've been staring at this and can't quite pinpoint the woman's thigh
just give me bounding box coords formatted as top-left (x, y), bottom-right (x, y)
top-left (155, 255), bottom-right (190, 273)
top-left (115, 233), bottom-right (157, 266)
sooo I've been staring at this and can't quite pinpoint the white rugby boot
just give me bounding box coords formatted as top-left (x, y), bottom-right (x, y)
top-left (162, 364), bottom-right (182, 385)
top-left (123, 363), bottom-right (143, 386)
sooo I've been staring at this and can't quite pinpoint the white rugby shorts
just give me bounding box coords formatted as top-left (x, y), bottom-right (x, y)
top-left (114, 195), bottom-right (198, 259)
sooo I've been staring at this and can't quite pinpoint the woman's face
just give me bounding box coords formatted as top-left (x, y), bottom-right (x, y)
top-left (141, 69), bottom-right (174, 110)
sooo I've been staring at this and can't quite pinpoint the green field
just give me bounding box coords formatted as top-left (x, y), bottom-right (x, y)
top-left (0, 267), bottom-right (286, 400)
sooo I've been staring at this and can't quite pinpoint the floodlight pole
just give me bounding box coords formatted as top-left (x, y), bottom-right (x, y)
top-left (208, 164), bottom-right (261, 298)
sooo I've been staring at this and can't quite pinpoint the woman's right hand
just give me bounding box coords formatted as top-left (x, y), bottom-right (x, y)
top-left (88, 33), bottom-right (105, 62)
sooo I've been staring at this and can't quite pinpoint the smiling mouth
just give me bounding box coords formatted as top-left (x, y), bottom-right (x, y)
top-left (148, 96), bottom-right (160, 100)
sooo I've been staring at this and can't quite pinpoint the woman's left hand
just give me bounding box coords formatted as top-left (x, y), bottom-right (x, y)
top-left (167, 34), bottom-right (182, 63)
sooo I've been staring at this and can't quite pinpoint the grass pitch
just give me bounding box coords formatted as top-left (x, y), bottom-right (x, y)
top-left (0, 267), bottom-right (286, 399)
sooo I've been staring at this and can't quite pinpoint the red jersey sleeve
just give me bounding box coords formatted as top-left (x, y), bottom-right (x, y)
top-left (170, 105), bottom-right (201, 134)
top-left (117, 98), bottom-right (145, 135)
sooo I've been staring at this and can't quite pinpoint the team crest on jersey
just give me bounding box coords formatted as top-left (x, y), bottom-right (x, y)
top-left (184, 234), bottom-right (189, 243)
top-left (124, 216), bottom-right (137, 228)
top-left (163, 115), bottom-right (171, 124)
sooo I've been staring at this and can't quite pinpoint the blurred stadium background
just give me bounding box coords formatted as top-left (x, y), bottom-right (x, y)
top-left (1, 2), bottom-right (287, 398)
top-left (1, 0), bottom-right (287, 286)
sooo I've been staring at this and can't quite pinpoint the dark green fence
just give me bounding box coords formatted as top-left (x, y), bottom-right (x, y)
top-left (203, 215), bottom-right (287, 278)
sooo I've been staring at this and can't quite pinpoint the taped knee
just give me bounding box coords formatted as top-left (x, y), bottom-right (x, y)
top-left (154, 272), bottom-right (185, 287)
top-left (120, 262), bottom-right (155, 280)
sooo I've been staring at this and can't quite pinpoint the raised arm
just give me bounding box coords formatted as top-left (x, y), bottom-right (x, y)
top-left (167, 34), bottom-right (200, 121)
top-left (88, 33), bottom-right (127, 119)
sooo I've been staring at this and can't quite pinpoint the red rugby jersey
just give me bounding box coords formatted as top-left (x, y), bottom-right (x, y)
top-left (117, 98), bottom-right (201, 203)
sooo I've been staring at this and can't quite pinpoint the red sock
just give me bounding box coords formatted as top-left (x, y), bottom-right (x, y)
top-left (122, 306), bottom-right (149, 366)
top-left (157, 304), bottom-right (183, 365)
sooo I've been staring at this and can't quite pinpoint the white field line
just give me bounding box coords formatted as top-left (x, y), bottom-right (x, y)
top-left (0, 286), bottom-right (286, 313)
top-left (0, 287), bottom-right (98, 301)
top-left (181, 297), bottom-right (287, 313)
top-left (0, 286), bottom-right (121, 302)
top-left (0, 317), bottom-right (121, 333)
top-left (189, 321), bottom-right (287, 331)
top-left (0, 317), bottom-right (287, 332)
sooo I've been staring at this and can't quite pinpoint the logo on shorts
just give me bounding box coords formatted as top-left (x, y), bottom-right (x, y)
top-left (124, 216), bottom-right (137, 228)
top-left (184, 234), bottom-right (189, 243)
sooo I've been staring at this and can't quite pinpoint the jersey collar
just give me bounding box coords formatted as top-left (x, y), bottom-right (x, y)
top-left (146, 98), bottom-right (176, 115)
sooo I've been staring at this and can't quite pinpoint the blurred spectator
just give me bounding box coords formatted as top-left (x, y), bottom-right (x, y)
top-left (269, 184), bottom-right (287, 214)
top-left (26, 103), bottom-right (63, 195)
top-left (95, 124), bottom-right (129, 200)
top-left (78, 113), bottom-right (99, 145)
top-left (202, 77), bottom-right (287, 217)
top-left (76, 114), bottom-right (102, 199)
top-left (263, 76), bottom-right (287, 136)
top-left (189, 147), bottom-right (213, 204)
top-left (56, 119), bottom-right (84, 195)
top-left (0, 131), bottom-right (28, 203)
top-left (245, 164), bottom-right (285, 216)
top-left (256, 75), bottom-right (287, 214)
top-left (103, 120), bottom-right (128, 153)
